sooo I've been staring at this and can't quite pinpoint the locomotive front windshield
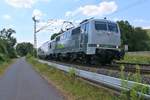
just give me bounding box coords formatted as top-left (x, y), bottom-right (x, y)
top-left (95, 21), bottom-right (118, 33)
top-left (108, 22), bottom-right (118, 33)
top-left (95, 21), bottom-right (107, 31)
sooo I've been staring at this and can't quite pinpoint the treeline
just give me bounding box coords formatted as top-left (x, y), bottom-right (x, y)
top-left (16, 42), bottom-right (36, 57)
top-left (0, 28), bottom-right (17, 62)
top-left (0, 28), bottom-right (35, 62)
top-left (118, 21), bottom-right (150, 51)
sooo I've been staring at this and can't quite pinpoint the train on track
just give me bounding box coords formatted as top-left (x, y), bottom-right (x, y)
top-left (38, 18), bottom-right (125, 64)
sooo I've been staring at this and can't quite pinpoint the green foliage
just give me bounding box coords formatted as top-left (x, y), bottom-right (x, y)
top-left (130, 65), bottom-right (141, 100)
top-left (0, 28), bottom-right (17, 61)
top-left (0, 59), bottom-right (14, 76)
top-left (120, 54), bottom-right (150, 64)
top-left (120, 65), bottom-right (150, 100)
top-left (50, 32), bottom-right (61, 40)
top-left (0, 53), bottom-right (8, 63)
top-left (16, 42), bottom-right (36, 57)
top-left (117, 21), bottom-right (150, 51)
top-left (68, 68), bottom-right (76, 80)
top-left (120, 65), bottom-right (129, 100)
top-left (26, 53), bottom-right (33, 59)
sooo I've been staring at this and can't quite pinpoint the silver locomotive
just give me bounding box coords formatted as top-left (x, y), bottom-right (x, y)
top-left (38, 18), bottom-right (124, 64)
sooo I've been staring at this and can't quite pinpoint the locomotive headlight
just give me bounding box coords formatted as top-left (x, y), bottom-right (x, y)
top-left (116, 46), bottom-right (119, 49)
top-left (97, 44), bottom-right (100, 47)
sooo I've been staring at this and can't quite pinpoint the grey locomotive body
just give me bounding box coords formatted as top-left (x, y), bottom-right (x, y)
top-left (38, 19), bottom-right (124, 64)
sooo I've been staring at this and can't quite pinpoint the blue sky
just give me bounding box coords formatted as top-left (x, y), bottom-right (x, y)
top-left (0, 0), bottom-right (150, 47)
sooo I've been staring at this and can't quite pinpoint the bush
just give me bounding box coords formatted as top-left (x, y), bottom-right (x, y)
top-left (120, 65), bottom-right (150, 100)
top-left (120, 54), bottom-right (150, 64)
top-left (0, 53), bottom-right (9, 63)
top-left (26, 53), bottom-right (32, 59)
top-left (68, 68), bottom-right (77, 80)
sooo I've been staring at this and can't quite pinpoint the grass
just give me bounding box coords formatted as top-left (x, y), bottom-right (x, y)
top-left (27, 57), bottom-right (119, 100)
top-left (0, 59), bottom-right (14, 76)
top-left (120, 65), bottom-right (149, 100)
top-left (118, 53), bottom-right (150, 64)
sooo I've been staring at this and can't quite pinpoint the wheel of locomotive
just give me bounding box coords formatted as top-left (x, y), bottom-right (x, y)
top-left (65, 53), bottom-right (71, 61)
top-left (58, 54), bottom-right (64, 61)
top-left (100, 54), bottom-right (113, 65)
top-left (47, 54), bottom-right (53, 60)
top-left (90, 55), bottom-right (100, 65)
top-left (80, 54), bottom-right (87, 64)
top-left (69, 53), bottom-right (77, 62)
top-left (85, 55), bottom-right (92, 65)
top-left (55, 53), bottom-right (61, 61)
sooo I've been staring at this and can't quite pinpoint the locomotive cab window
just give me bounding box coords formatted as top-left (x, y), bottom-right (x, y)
top-left (72, 27), bottom-right (81, 35)
top-left (108, 23), bottom-right (118, 33)
top-left (95, 21), bottom-right (107, 31)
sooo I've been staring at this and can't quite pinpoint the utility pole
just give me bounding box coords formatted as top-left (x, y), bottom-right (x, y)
top-left (32, 16), bottom-right (38, 57)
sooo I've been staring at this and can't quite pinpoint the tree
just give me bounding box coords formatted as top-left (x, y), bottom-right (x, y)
top-left (0, 28), bottom-right (17, 58)
top-left (117, 21), bottom-right (150, 51)
top-left (51, 32), bottom-right (61, 40)
top-left (16, 42), bottom-right (36, 57)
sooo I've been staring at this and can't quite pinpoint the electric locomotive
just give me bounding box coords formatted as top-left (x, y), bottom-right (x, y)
top-left (38, 18), bottom-right (124, 64)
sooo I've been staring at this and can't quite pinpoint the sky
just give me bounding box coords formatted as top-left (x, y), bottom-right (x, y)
top-left (0, 0), bottom-right (150, 47)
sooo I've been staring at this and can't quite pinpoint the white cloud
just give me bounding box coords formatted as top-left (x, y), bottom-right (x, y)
top-left (36, 19), bottom-right (65, 33)
top-left (2, 14), bottom-right (12, 20)
top-left (5, 0), bottom-right (50, 8)
top-left (39, 0), bottom-right (50, 2)
top-left (32, 9), bottom-right (45, 20)
top-left (65, 1), bottom-right (118, 17)
top-left (5, 0), bottom-right (36, 8)
top-left (142, 26), bottom-right (150, 29)
top-left (36, 19), bottom-right (79, 33)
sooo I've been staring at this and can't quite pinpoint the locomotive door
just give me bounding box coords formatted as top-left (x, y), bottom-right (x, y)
top-left (80, 23), bottom-right (89, 50)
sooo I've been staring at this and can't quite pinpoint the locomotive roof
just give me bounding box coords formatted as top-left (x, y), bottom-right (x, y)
top-left (50, 18), bottom-right (117, 41)
top-left (39, 39), bottom-right (55, 48)
top-left (80, 18), bottom-right (116, 24)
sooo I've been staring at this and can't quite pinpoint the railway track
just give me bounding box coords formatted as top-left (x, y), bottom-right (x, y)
top-left (113, 61), bottom-right (150, 74)
top-left (43, 59), bottom-right (150, 85)
top-left (46, 59), bottom-right (150, 74)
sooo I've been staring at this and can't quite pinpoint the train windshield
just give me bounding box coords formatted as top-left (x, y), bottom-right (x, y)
top-left (108, 23), bottom-right (118, 33)
top-left (95, 21), bottom-right (119, 33)
top-left (95, 21), bottom-right (107, 31)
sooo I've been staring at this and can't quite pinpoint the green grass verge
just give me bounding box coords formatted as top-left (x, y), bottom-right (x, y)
top-left (119, 53), bottom-right (150, 64)
top-left (0, 59), bottom-right (14, 76)
top-left (27, 57), bottom-right (118, 100)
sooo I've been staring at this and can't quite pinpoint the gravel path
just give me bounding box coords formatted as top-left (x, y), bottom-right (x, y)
top-left (0, 57), bottom-right (65, 100)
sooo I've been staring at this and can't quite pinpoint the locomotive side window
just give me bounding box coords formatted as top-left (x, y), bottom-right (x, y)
top-left (95, 21), bottom-right (107, 31)
top-left (72, 27), bottom-right (80, 35)
top-left (49, 43), bottom-right (51, 49)
top-left (108, 23), bottom-right (118, 33)
top-left (85, 23), bottom-right (89, 34)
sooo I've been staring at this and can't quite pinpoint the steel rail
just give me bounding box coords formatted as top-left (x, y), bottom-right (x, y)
top-left (37, 59), bottom-right (150, 99)
top-left (48, 60), bottom-right (150, 74)
top-left (114, 61), bottom-right (150, 66)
